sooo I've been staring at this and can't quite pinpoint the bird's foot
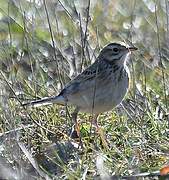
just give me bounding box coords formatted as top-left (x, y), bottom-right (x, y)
top-left (95, 126), bottom-right (109, 150)
top-left (70, 121), bottom-right (84, 149)
top-left (70, 121), bottom-right (80, 139)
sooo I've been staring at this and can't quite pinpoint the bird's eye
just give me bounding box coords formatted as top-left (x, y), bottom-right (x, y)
top-left (113, 48), bottom-right (119, 53)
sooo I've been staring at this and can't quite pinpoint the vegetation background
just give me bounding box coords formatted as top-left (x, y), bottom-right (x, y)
top-left (0, 0), bottom-right (169, 179)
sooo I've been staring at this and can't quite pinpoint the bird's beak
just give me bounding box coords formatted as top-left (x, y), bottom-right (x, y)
top-left (128, 46), bottom-right (138, 51)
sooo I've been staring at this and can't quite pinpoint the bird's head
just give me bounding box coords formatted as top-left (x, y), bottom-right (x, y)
top-left (99, 43), bottom-right (137, 66)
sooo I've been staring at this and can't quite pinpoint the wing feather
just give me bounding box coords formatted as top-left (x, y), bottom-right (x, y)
top-left (60, 59), bottom-right (112, 96)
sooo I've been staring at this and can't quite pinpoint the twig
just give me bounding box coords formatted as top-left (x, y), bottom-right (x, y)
top-left (79, 0), bottom-right (90, 72)
top-left (43, 0), bottom-right (63, 88)
top-left (17, 133), bottom-right (51, 179)
top-left (0, 125), bottom-right (34, 138)
top-left (155, 2), bottom-right (168, 111)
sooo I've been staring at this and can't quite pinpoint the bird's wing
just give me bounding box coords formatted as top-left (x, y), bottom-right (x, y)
top-left (60, 59), bottom-right (109, 96)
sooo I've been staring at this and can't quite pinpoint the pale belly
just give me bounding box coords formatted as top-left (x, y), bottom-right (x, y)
top-left (67, 73), bottom-right (129, 114)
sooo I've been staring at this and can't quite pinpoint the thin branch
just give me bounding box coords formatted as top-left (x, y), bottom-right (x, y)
top-left (0, 125), bottom-right (34, 138)
top-left (17, 133), bottom-right (51, 179)
top-left (79, 0), bottom-right (90, 72)
top-left (7, 2), bottom-right (12, 47)
top-left (127, 0), bottom-right (137, 118)
top-left (155, 2), bottom-right (168, 110)
top-left (43, 0), bottom-right (63, 88)
top-left (165, 0), bottom-right (169, 34)
top-left (57, 0), bottom-right (75, 21)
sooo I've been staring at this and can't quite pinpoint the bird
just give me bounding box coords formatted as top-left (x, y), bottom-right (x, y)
top-left (23, 43), bottom-right (137, 144)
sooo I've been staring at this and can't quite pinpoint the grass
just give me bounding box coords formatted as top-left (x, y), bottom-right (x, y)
top-left (0, 0), bottom-right (169, 179)
top-left (0, 81), bottom-right (168, 179)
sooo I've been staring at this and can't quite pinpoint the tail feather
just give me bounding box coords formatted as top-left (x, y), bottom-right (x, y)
top-left (23, 95), bottom-right (65, 107)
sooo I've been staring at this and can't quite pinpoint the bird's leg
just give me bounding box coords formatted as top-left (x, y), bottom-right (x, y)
top-left (70, 107), bottom-right (80, 139)
top-left (92, 114), bottom-right (109, 149)
top-left (92, 114), bottom-right (99, 128)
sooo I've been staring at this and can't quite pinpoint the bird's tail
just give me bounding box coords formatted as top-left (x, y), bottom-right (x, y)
top-left (22, 95), bottom-right (65, 107)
